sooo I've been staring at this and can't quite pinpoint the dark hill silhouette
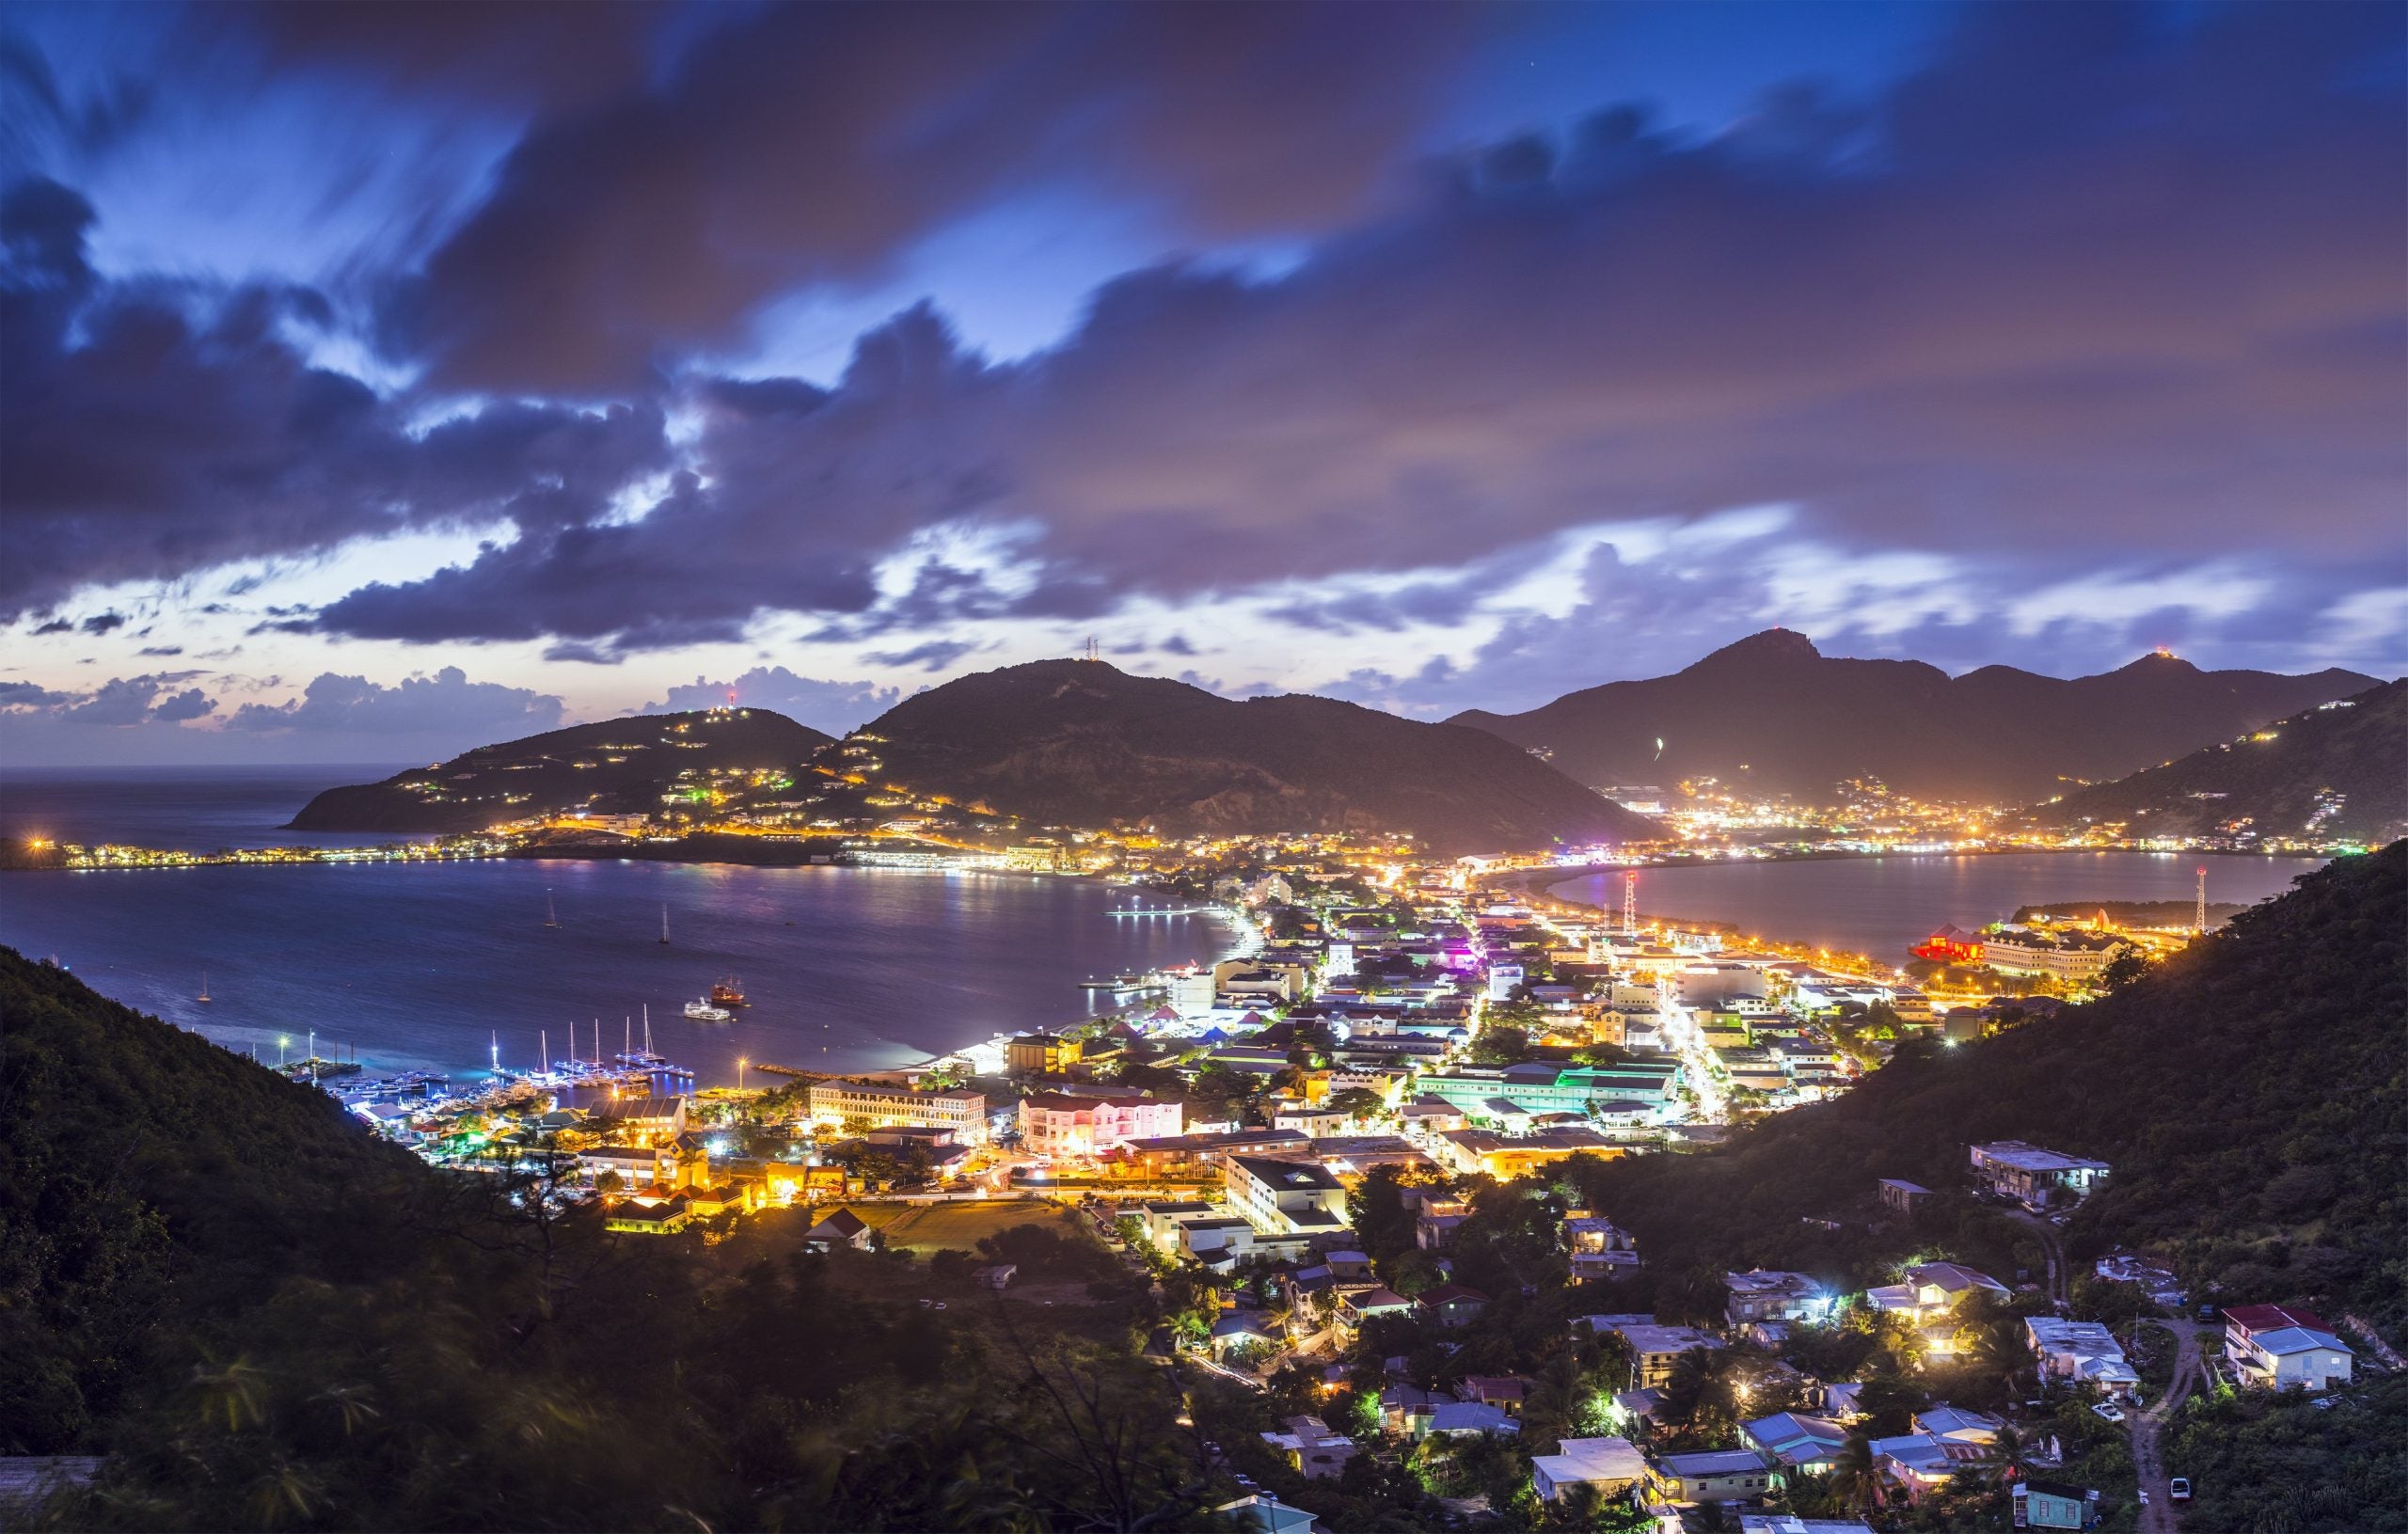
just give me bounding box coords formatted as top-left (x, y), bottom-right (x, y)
top-left (0, 951), bottom-right (428, 1451)
top-left (1449, 630), bottom-right (2377, 802)
top-left (857, 659), bottom-right (1655, 854)
top-left (287, 708), bottom-right (832, 833)
top-left (2015, 679), bottom-right (2407, 845)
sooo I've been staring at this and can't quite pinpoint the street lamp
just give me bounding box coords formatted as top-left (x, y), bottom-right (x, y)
top-left (738, 1056), bottom-right (749, 1092)
top-left (277, 1035), bottom-right (289, 1067)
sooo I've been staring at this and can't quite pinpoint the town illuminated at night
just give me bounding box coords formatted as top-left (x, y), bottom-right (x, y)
top-left (1, 5), bottom-right (2402, 1532)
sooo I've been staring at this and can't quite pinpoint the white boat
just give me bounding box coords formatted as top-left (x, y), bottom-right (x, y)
top-left (684, 998), bottom-right (732, 1022)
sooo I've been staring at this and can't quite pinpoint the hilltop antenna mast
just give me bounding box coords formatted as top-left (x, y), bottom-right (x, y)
top-left (1623, 872), bottom-right (1638, 935)
top-left (1081, 635), bottom-right (1101, 662)
top-left (2195, 866), bottom-right (2208, 937)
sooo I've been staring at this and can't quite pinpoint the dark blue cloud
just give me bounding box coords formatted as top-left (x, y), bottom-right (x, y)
top-left (1, 1), bottom-right (2400, 699)
top-left (0, 173), bottom-right (676, 618)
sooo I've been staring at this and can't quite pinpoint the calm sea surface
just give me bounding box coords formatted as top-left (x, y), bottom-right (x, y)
top-left (1, 765), bottom-right (412, 850)
top-left (1551, 851), bottom-right (2328, 960)
top-left (0, 768), bottom-right (1230, 1082)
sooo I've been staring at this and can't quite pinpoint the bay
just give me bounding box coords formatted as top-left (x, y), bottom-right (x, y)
top-left (0, 769), bottom-right (1230, 1083)
top-left (1550, 850), bottom-right (2328, 961)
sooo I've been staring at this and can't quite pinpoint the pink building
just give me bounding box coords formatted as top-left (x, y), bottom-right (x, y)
top-left (1018, 1092), bottom-right (1183, 1157)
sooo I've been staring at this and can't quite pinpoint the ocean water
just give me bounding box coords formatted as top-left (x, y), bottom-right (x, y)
top-left (1551, 850), bottom-right (2328, 961)
top-left (0, 769), bottom-right (1231, 1083)
top-left (1, 765), bottom-right (412, 850)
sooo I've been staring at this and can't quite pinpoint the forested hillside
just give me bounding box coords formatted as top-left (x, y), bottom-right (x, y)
top-left (1587, 843), bottom-right (2408, 1332)
top-left (0, 956), bottom-right (428, 1451)
top-left (0, 949), bottom-right (1215, 1531)
top-left (2017, 680), bottom-right (2407, 846)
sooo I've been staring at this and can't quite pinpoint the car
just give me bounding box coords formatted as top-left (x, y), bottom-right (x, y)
top-left (2170, 1478), bottom-right (2193, 1502)
top-left (2090, 1402), bottom-right (2126, 1423)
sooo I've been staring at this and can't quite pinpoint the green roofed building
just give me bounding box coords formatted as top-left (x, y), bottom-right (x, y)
top-left (1417, 1061), bottom-right (1683, 1118)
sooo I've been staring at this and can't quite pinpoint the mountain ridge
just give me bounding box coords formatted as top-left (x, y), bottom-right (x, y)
top-left (853, 658), bottom-right (1655, 855)
top-left (1450, 630), bottom-right (2380, 802)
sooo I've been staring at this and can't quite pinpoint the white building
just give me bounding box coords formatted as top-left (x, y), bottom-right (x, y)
top-left (1969, 1140), bottom-right (2109, 1210)
top-left (1016, 1092), bottom-right (1182, 1157)
top-left (1531, 1435), bottom-right (1648, 1503)
top-left (808, 1078), bottom-right (989, 1142)
top-left (1224, 1155), bottom-right (1349, 1241)
top-left (2223, 1305), bottom-right (2353, 1392)
top-left (2024, 1317), bottom-right (2140, 1396)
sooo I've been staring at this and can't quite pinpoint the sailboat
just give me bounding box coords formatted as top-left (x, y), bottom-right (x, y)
top-left (545, 891), bottom-right (560, 928)
top-left (657, 904), bottom-right (671, 945)
top-left (615, 1004), bottom-right (669, 1070)
top-left (196, 972), bottom-right (211, 1004)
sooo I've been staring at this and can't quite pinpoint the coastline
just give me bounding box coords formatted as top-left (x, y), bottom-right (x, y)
top-left (2, 859), bottom-right (1237, 1093)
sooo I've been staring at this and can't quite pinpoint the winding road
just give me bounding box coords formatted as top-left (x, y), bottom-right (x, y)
top-left (2131, 1319), bottom-right (2209, 1534)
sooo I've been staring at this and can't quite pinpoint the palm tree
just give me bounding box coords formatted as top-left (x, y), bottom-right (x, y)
top-left (1833, 1430), bottom-right (1885, 1513)
top-left (189, 1352), bottom-right (268, 1432)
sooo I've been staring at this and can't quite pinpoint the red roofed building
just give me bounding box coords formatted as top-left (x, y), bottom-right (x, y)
top-left (2221, 1303), bottom-right (2327, 1337)
top-left (1913, 925), bottom-right (1986, 964)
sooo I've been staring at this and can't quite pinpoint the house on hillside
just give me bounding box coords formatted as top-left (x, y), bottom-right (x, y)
top-left (1651, 1447), bottom-right (1777, 1504)
top-left (1259, 1415), bottom-right (1357, 1479)
top-left (1416, 1198), bottom-right (1471, 1250)
top-left (1210, 1311), bottom-right (1281, 1360)
top-left (1968, 1141), bottom-right (2109, 1210)
top-left (1725, 1270), bottom-right (1837, 1327)
top-left (2012, 1479), bottom-right (2102, 1530)
top-left (1212, 1494), bottom-right (1317, 1534)
top-left (2224, 1305), bottom-right (2354, 1392)
top-left (2023, 1318), bottom-right (2138, 1396)
top-left (1871, 1432), bottom-right (1998, 1501)
top-left (1563, 1212), bottom-right (1641, 1282)
top-left (1530, 1436), bottom-right (1647, 1503)
top-left (1877, 1178), bottom-right (1934, 1215)
top-left (1418, 1283), bottom-right (1489, 1328)
top-left (1608, 1322), bottom-right (1726, 1389)
top-left (1867, 1260), bottom-right (2011, 1321)
top-left (1740, 1412), bottom-right (1846, 1476)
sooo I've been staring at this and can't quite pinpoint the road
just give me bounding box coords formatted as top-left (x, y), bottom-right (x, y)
top-left (2131, 1319), bottom-right (2208, 1534)
top-left (2005, 1210), bottom-right (2069, 1304)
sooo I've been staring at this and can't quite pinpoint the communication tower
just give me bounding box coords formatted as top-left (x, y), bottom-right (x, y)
top-left (2195, 867), bottom-right (2208, 936)
top-left (1623, 872), bottom-right (1638, 935)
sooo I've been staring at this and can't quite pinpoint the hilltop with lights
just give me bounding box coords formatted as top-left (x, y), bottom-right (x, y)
top-left (2013, 678), bottom-right (2408, 848)
top-left (285, 708), bottom-right (834, 835)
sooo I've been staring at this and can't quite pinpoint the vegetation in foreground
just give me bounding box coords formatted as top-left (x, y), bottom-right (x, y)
top-left (4, 844), bottom-right (2401, 1530)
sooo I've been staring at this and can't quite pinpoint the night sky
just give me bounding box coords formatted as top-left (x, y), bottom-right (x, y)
top-left (3, 1), bottom-right (2402, 765)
